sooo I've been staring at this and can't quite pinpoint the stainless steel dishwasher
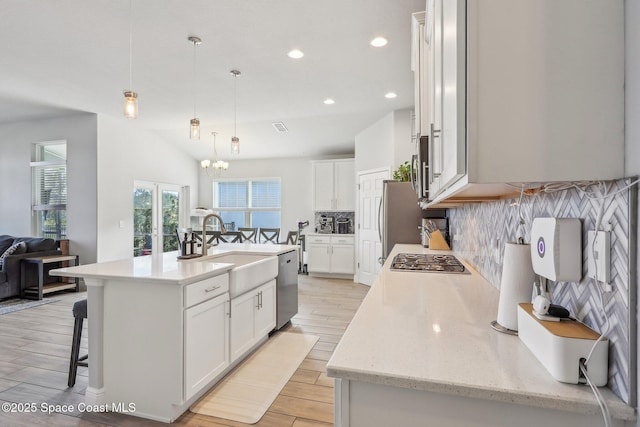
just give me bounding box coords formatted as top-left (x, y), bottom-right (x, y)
top-left (276, 249), bottom-right (298, 329)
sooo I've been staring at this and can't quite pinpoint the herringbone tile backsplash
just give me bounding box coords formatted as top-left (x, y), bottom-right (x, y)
top-left (447, 179), bottom-right (637, 404)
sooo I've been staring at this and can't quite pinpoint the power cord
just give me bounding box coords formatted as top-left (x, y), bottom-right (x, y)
top-left (579, 358), bottom-right (612, 427)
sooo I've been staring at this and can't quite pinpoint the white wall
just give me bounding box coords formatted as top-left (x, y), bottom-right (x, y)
top-left (0, 113), bottom-right (98, 263)
top-left (355, 108), bottom-right (413, 176)
top-left (393, 109), bottom-right (415, 169)
top-left (627, 0), bottom-right (640, 418)
top-left (96, 115), bottom-right (199, 262)
top-left (197, 157), bottom-right (314, 234)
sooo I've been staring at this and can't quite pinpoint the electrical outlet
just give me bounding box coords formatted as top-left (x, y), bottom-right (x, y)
top-left (587, 230), bottom-right (610, 283)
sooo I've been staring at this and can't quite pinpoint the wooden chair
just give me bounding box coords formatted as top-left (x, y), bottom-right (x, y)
top-left (212, 231), bottom-right (243, 243)
top-left (238, 227), bottom-right (258, 243)
top-left (281, 231), bottom-right (299, 245)
top-left (259, 228), bottom-right (280, 244)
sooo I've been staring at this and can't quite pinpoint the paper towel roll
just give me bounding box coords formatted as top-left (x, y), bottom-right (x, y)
top-left (496, 242), bottom-right (535, 331)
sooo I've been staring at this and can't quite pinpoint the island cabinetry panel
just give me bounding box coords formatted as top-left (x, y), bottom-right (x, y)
top-left (184, 292), bottom-right (229, 400)
top-left (230, 279), bottom-right (276, 362)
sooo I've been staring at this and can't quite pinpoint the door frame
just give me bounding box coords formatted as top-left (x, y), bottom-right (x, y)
top-left (355, 167), bottom-right (390, 285)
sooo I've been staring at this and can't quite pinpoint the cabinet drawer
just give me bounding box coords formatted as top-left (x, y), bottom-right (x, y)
top-left (331, 235), bottom-right (354, 245)
top-left (306, 235), bottom-right (331, 244)
top-left (185, 274), bottom-right (229, 308)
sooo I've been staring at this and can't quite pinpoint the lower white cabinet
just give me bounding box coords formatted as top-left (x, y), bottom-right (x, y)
top-left (307, 234), bottom-right (355, 275)
top-left (230, 280), bottom-right (276, 362)
top-left (184, 292), bottom-right (230, 400)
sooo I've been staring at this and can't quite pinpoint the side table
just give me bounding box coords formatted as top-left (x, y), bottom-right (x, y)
top-left (21, 255), bottom-right (80, 300)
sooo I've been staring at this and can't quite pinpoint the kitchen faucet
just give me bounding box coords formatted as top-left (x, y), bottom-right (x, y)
top-left (201, 213), bottom-right (227, 255)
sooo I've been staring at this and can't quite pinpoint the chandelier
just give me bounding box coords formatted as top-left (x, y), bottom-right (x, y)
top-left (201, 132), bottom-right (229, 177)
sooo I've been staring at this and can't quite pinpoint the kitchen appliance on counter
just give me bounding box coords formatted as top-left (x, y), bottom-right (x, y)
top-left (390, 253), bottom-right (469, 274)
top-left (336, 217), bottom-right (351, 234)
top-left (275, 249), bottom-right (298, 329)
top-left (317, 215), bottom-right (335, 234)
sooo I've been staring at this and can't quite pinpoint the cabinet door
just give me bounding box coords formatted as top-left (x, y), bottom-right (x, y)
top-left (230, 290), bottom-right (257, 362)
top-left (307, 243), bottom-right (332, 273)
top-left (331, 244), bottom-right (355, 274)
top-left (430, 0), bottom-right (443, 195)
top-left (184, 293), bottom-right (229, 400)
top-left (334, 160), bottom-right (355, 211)
top-left (438, 0), bottom-right (466, 192)
top-left (254, 280), bottom-right (276, 338)
top-left (313, 162), bottom-right (335, 211)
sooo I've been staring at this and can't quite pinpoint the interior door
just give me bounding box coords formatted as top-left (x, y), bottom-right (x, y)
top-left (357, 169), bottom-right (389, 286)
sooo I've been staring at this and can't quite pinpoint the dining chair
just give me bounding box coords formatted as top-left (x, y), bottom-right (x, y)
top-left (238, 227), bottom-right (258, 243)
top-left (259, 228), bottom-right (280, 244)
top-left (217, 231), bottom-right (243, 243)
top-left (281, 230), bottom-right (299, 245)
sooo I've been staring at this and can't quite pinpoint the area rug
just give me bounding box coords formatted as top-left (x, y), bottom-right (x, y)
top-left (0, 298), bottom-right (59, 315)
top-left (190, 332), bottom-right (319, 424)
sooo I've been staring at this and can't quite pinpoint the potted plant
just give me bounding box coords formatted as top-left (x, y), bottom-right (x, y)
top-left (393, 161), bottom-right (411, 182)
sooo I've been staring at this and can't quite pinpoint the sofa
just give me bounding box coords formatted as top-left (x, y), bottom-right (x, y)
top-left (0, 235), bottom-right (61, 300)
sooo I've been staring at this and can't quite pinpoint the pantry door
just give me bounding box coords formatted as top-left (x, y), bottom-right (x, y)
top-left (356, 168), bottom-right (389, 286)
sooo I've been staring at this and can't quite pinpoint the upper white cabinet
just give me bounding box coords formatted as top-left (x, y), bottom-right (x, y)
top-left (411, 12), bottom-right (429, 141)
top-left (312, 159), bottom-right (355, 211)
top-left (422, 0), bottom-right (624, 205)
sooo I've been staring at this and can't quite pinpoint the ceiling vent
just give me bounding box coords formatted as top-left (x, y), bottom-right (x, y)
top-left (272, 122), bottom-right (288, 133)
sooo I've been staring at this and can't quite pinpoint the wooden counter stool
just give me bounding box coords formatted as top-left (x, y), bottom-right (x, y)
top-left (68, 299), bottom-right (88, 387)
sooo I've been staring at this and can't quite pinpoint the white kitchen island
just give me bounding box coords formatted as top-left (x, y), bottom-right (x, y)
top-left (327, 244), bottom-right (636, 427)
top-left (51, 243), bottom-right (297, 423)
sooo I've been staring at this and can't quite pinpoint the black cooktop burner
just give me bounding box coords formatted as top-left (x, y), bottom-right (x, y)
top-left (390, 253), bottom-right (469, 274)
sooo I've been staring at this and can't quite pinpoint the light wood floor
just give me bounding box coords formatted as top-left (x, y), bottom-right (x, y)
top-left (0, 275), bottom-right (369, 426)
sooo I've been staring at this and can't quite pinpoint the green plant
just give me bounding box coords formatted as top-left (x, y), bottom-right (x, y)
top-left (393, 161), bottom-right (411, 182)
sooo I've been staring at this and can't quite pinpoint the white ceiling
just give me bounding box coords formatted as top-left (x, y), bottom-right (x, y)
top-left (0, 0), bottom-right (424, 161)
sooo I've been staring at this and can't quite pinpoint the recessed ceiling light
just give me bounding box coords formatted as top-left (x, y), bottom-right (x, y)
top-left (370, 37), bottom-right (388, 47)
top-left (324, 98), bottom-right (335, 105)
top-left (385, 92), bottom-right (397, 99)
top-left (287, 49), bottom-right (304, 59)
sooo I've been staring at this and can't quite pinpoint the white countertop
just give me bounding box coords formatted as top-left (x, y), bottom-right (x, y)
top-left (50, 242), bottom-right (297, 285)
top-left (326, 244), bottom-right (635, 421)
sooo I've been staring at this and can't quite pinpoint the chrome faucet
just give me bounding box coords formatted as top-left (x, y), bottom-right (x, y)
top-left (202, 213), bottom-right (227, 255)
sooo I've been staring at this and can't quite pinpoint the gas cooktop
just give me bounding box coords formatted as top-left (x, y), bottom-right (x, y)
top-left (390, 253), bottom-right (469, 274)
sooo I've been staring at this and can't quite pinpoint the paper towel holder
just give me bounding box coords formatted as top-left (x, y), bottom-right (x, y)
top-left (491, 240), bottom-right (536, 336)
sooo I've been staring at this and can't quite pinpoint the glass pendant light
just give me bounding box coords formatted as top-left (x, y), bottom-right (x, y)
top-left (123, 0), bottom-right (138, 119)
top-left (189, 36), bottom-right (202, 139)
top-left (230, 69), bottom-right (241, 154)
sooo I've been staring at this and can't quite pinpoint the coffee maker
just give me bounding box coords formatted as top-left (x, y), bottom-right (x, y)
top-left (317, 215), bottom-right (335, 234)
top-left (336, 217), bottom-right (351, 234)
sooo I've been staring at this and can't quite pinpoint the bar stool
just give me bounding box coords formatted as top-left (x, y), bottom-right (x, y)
top-left (68, 299), bottom-right (88, 387)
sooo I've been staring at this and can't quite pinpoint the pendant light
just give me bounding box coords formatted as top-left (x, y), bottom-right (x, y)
top-left (201, 132), bottom-right (229, 177)
top-left (189, 36), bottom-right (202, 140)
top-left (123, 0), bottom-right (138, 119)
top-left (230, 69), bottom-right (241, 154)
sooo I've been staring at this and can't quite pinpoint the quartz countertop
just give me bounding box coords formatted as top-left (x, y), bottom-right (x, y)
top-left (326, 244), bottom-right (635, 421)
top-left (50, 242), bottom-right (297, 285)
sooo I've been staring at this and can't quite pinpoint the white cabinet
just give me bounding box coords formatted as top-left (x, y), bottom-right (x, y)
top-left (422, 0), bottom-right (624, 205)
top-left (307, 234), bottom-right (355, 275)
top-left (184, 292), bottom-right (229, 400)
top-left (184, 274), bottom-right (230, 401)
top-left (312, 159), bottom-right (355, 211)
top-left (230, 280), bottom-right (276, 362)
top-left (411, 11), bottom-right (430, 141)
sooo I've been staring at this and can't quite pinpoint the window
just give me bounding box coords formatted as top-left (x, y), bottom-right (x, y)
top-left (213, 179), bottom-right (281, 230)
top-left (31, 141), bottom-right (67, 240)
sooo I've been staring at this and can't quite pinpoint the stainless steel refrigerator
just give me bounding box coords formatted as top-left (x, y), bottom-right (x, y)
top-left (380, 180), bottom-right (423, 263)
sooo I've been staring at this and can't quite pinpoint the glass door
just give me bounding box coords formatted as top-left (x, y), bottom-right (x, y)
top-left (133, 182), bottom-right (185, 257)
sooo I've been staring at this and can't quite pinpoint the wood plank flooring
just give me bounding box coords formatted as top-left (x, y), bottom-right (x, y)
top-left (0, 275), bottom-right (369, 426)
